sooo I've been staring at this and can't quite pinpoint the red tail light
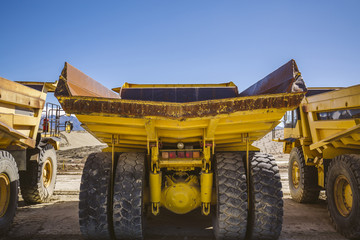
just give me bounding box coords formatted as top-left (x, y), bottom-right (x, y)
top-left (169, 152), bottom-right (176, 158)
top-left (186, 152), bottom-right (193, 158)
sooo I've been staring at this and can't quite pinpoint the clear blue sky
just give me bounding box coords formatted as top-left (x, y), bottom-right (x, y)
top-left (1, 1), bottom-right (359, 104)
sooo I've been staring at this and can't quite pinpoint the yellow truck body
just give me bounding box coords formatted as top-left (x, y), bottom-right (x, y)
top-left (0, 78), bottom-right (59, 235)
top-left (55, 59), bottom-right (307, 240)
top-left (283, 85), bottom-right (360, 185)
top-left (281, 84), bottom-right (360, 239)
top-left (0, 77), bottom-right (55, 149)
top-left (56, 62), bottom-right (305, 154)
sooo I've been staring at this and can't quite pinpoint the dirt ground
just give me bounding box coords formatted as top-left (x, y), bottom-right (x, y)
top-left (1, 155), bottom-right (346, 240)
top-left (2, 198), bottom-right (346, 240)
top-left (0, 132), bottom-right (348, 240)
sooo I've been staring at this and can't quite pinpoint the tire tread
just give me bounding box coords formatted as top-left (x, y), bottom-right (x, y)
top-left (79, 152), bottom-right (112, 240)
top-left (289, 147), bottom-right (319, 203)
top-left (20, 144), bottom-right (57, 203)
top-left (326, 154), bottom-right (360, 239)
top-left (247, 153), bottom-right (283, 240)
top-left (0, 151), bottom-right (19, 236)
top-left (113, 152), bottom-right (145, 240)
top-left (214, 152), bottom-right (247, 240)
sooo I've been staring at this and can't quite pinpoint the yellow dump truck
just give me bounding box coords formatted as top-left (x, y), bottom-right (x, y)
top-left (281, 84), bottom-right (360, 239)
top-left (0, 78), bottom-right (61, 234)
top-left (55, 59), bottom-right (307, 240)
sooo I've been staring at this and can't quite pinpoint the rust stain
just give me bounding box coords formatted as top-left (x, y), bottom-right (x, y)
top-left (58, 93), bottom-right (305, 120)
top-left (54, 63), bottom-right (119, 99)
top-left (55, 59), bottom-right (306, 121)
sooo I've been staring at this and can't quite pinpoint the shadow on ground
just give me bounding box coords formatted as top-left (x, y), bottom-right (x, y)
top-left (2, 197), bottom-right (346, 240)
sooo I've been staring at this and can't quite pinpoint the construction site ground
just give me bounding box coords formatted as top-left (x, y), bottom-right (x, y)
top-left (1, 131), bottom-right (347, 240)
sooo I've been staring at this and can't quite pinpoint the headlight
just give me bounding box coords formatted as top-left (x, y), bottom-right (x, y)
top-left (177, 142), bottom-right (184, 149)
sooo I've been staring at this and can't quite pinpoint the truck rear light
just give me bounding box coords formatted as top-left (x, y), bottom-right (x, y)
top-left (186, 151), bottom-right (193, 158)
top-left (193, 151), bottom-right (200, 158)
top-left (162, 152), bottom-right (169, 159)
top-left (169, 152), bottom-right (176, 158)
top-left (177, 151), bottom-right (185, 158)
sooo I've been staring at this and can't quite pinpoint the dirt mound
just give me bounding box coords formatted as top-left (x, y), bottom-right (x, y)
top-left (253, 129), bottom-right (283, 154)
top-left (57, 131), bottom-right (106, 174)
top-left (59, 131), bottom-right (106, 150)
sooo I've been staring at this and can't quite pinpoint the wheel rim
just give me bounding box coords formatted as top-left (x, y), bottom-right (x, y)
top-left (0, 173), bottom-right (11, 217)
top-left (43, 158), bottom-right (53, 188)
top-left (334, 175), bottom-right (353, 217)
top-left (292, 161), bottom-right (300, 189)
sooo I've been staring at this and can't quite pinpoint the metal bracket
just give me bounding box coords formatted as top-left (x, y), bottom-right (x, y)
top-left (202, 203), bottom-right (210, 216)
top-left (151, 146), bottom-right (159, 173)
top-left (202, 146), bottom-right (211, 173)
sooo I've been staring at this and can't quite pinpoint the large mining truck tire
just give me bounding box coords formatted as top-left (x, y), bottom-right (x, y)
top-left (79, 152), bottom-right (112, 240)
top-left (113, 152), bottom-right (146, 240)
top-left (288, 147), bottom-right (320, 203)
top-left (247, 153), bottom-right (283, 240)
top-left (20, 144), bottom-right (57, 203)
top-left (0, 151), bottom-right (19, 236)
top-left (213, 152), bottom-right (247, 240)
top-left (326, 154), bottom-right (360, 239)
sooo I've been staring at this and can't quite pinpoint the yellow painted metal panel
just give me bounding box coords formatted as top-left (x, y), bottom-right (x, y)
top-left (13, 115), bottom-right (38, 126)
top-left (157, 129), bottom-right (203, 139)
top-left (159, 159), bottom-right (203, 168)
top-left (86, 124), bottom-right (147, 136)
top-left (0, 77), bottom-right (49, 149)
top-left (310, 124), bottom-right (360, 151)
top-left (306, 84), bottom-right (360, 112)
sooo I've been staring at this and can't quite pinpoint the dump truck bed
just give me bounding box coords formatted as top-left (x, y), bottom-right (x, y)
top-left (299, 84), bottom-right (360, 157)
top-left (0, 77), bottom-right (52, 149)
top-left (55, 60), bottom-right (306, 152)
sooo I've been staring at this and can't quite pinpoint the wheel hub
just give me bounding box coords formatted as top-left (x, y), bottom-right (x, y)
top-left (292, 161), bottom-right (300, 189)
top-left (0, 173), bottom-right (10, 217)
top-left (334, 175), bottom-right (353, 217)
top-left (43, 158), bottom-right (53, 188)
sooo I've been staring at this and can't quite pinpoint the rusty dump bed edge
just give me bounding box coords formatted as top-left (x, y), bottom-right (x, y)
top-left (54, 60), bottom-right (306, 150)
top-left (55, 59), bottom-right (306, 119)
top-left (57, 92), bottom-right (304, 120)
top-left (56, 59), bottom-right (305, 101)
top-left (55, 59), bottom-right (306, 117)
